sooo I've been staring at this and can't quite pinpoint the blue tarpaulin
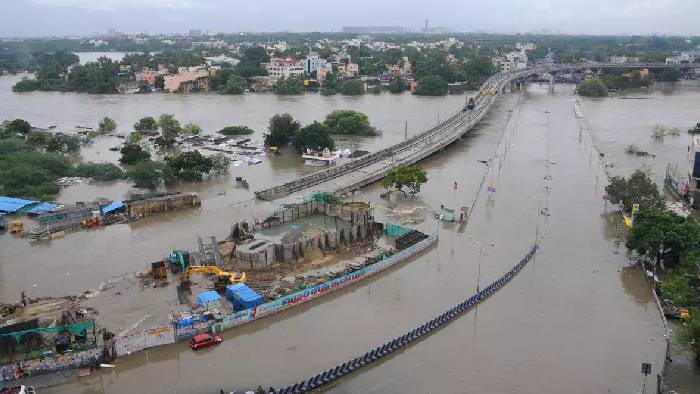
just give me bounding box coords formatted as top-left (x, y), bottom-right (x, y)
top-left (26, 202), bottom-right (60, 216)
top-left (197, 291), bottom-right (221, 306)
top-left (101, 200), bottom-right (124, 214)
top-left (0, 196), bottom-right (38, 213)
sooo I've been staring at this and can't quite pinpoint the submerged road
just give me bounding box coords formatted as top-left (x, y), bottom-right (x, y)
top-left (255, 63), bottom-right (689, 202)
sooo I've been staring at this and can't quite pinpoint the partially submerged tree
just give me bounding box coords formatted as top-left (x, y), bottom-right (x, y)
top-left (264, 113), bottom-right (300, 147)
top-left (415, 75), bottom-right (448, 96)
top-left (291, 121), bottom-right (335, 153)
top-left (605, 169), bottom-right (664, 214)
top-left (119, 143), bottom-right (151, 165)
top-left (97, 117), bottom-right (117, 134)
top-left (133, 116), bottom-right (158, 133)
top-left (324, 110), bottom-right (379, 136)
top-left (381, 165), bottom-right (428, 196)
top-left (577, 79), bottom-right (608, 97)
top-left (218, 126), bottom-right (254, 136)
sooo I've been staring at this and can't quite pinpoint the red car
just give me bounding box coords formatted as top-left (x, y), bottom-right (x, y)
top-left (189, 333), bottom-right (222, 350)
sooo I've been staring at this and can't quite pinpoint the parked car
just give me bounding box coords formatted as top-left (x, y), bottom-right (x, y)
top-left (0, 385), bottom-right (35, 394)
top-left (189, 333), bottom-right (222, 350)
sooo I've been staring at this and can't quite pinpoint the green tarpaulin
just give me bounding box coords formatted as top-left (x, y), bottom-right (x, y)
top-left (0, 321), bottom-right (94, 343)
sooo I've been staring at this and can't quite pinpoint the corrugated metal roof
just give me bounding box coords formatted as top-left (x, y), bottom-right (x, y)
top-left (101, 200), bottom-right (125, 214)
top-left (0, 196), bottom-right (38, 213)
top-left (26, 202), bottom-right (60, 216)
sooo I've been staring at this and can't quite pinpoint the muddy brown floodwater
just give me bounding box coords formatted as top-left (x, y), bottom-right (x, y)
top-left (1, 77), bottom-right (697, 393)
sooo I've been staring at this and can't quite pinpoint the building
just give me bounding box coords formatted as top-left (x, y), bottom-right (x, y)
top-left (493, 50), bottom-right (528, 72)
top-left (346, 62), bottom-right (359, 77)
top-left (263, 57), bottom-right (304, 78)
top-left (136, 70), bottom-right (157, 87)
top-left (163, 68), bottom-right (215, 92)
top-left (666, 51), bottom-right (697, 64)
top-left (609, 56), bottom-right (641, 64)
top-left (303, 52), bottom-right (327, 75)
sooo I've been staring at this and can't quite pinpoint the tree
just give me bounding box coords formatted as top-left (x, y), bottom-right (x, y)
top-left (119, 143), bottom-right (151, 165)
top-left (275, 76), bottom-right (304, 95)
top-left (678, 310), bottom-right (700, 365)
top-left (605, 169), bottom-right (664, 214)
top-left (235, 46), bottom-right (270, 79)
top-left (98, 117), bottom-right (116, 134)
top-left (220, 74), bottom-right (246, 94)
top-left (183, 123), bottom-right (202, 135)
top-left (388, 77), bottom-right (405, 94)
top-left (659, 68), bottom-right (680, 82)
top-left (126, 160), bottom-right (173, 189)
top-left (291, 121), bottom-right (335, 153)
top-left (3, 119), bottom-right (31, 135)
top-left (72, 162), bottom-right (124, 181)
top-left (210, 153), bottom-right (232, 175)
top-left (165, 151), bottom-right (213, 181)
top-left (321, 71), bottom-right (337, 95)
top-left (661, 275), bottom-right (694, 306)
top-left (324, 110), bottom-right (379, 136)
top-left (415, 75), bottom-right (448, 96)
top-left (45, 133), bottom-right (81, 153)
top-left (338, 79), bottom-right (365, 95)
top-left (155, 75), bottom-right (165, 90)
top-left (134, 116), bottom-right (158, 133)
top-left (156, 114), bottom-right (182, 147)
top-left (218, 126), bottom-right (254, 136)
top-left (381, 165), bottom-right (428, 196)
top-left (626, 210), bottom-right (700, 268)
top-left (264, 113), bottom-right (300, 147)
top-left (577, 79), bottom-right (608, 97)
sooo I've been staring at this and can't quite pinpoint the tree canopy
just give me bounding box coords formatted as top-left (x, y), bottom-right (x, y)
top-left (292, 121), bottom-right (335, 153)
top-left (381, 165), bottom-right (428, 196)
top-left (605, 169), bottom-right (664, 213)
top-left (324, 110), bottom-right (379, 136)
top-left (220, 74), bottom-right (246, 95)
top-left (338, 79), bottom-right (365, 95)
top-left (119, 143), bottom-right (151, 165)
top-left (264, 113), bottom-right (300, 147)
top-left (274, 76), bottom-right (304, 95)
top-left (218, 126), bottom-right (254, 136)
top-left (388, 77), bottom-right (405, 94)
top-left (98, 117), bottom-right (117, 134)
top-left (134, 116), bottom-right (158, 133)
top-left (415, 75), bottom-right (448, 96)
top-left (235, 46), bottom-right (270, 78)
top-left (577, 79), bottom-right (608, 97)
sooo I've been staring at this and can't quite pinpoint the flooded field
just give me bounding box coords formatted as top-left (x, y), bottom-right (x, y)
top-left (2, 80), bottom-right (698, 393)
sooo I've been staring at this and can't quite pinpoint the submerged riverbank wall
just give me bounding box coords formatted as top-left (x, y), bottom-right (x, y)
top-left (0, 347), bottom-right (106, 384)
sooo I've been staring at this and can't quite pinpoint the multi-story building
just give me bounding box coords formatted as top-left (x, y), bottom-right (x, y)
top-left (303, 52), bottom-right (327, 75)
top-left (263, 57), bottom-right (304, 78)
top-left (493, 50), bottom-right (528, 72)
top-left (163, 67), bottom-right (215, 92)
top-left (666, 51), bottom-right (698, 64)
top-left (346, 62), bottom-right (359, 76)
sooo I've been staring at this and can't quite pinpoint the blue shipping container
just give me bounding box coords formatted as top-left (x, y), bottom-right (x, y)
top-left (226, 283), bottom-right (263, 311)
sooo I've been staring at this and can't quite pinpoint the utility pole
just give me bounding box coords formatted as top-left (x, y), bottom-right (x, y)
top-left (404, 120), bottom-right (408, 141)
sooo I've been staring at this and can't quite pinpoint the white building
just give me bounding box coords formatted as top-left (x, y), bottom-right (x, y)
top-left (494, 50), bottom-right (528, 72)
top-left (609, 56), bottom-right (640, 64)
top-left (304, 52), bottom-right (327, 75)
top-left (666, 51), bottom-right (697, 64)
top-left (263, 57), bottom-right (304, 78)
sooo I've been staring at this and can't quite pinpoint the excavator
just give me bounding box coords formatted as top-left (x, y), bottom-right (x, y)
top-left (181, 265), bottom-right (246, 291)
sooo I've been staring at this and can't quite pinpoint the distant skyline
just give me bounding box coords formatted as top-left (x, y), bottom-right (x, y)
top-left (1, 0), bottom-right (700, 37)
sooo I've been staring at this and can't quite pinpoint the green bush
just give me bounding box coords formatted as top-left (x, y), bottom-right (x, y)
top-left (119, 143), bottom-right (151, 165)
top-left (577, 79), bottom-right (608, 97)
top-left (324, 110), bottom-right (379, 136)
top-left (338, 79), bottom-right (365, 95)
top-left (72, 162), bottom-right (124, 181)
top-left (218, 126), bottom-right (254, 136)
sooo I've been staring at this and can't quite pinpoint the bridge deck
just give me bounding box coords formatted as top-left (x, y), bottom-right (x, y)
top-left (254, 63), bottom-right (686, 201)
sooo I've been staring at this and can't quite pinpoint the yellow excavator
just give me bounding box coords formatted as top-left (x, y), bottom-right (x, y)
top-left (181, 265), bottom-right (246, 291)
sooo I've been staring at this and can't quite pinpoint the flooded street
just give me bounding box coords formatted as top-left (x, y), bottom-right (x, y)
top-left (2, 79), bottom-right (696, 392)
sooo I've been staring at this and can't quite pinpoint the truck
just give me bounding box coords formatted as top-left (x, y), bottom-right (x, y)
top-left (464, 97), bottom-right (476, 111)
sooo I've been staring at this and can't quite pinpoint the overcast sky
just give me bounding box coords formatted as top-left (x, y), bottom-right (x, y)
top-left (1, 0), bottom-right (699, 37)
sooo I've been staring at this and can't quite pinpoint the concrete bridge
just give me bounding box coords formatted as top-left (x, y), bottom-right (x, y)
top-left (254, 63), bottom-right (691, 201)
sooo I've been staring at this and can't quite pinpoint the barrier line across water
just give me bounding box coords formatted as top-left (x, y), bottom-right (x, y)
top-left (266, 239), bottom-right (543, 393)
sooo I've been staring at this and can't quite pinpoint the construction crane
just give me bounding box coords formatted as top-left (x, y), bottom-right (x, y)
top-left (181, 265), bottom-right (246, 291)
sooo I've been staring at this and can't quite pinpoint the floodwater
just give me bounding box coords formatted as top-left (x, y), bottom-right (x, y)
top-left (0, 78), bottom-right (696, 393)
top-left (74, 52), bottom-right (138, 65)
